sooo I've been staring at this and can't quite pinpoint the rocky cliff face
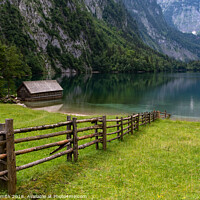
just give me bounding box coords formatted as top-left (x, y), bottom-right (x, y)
top-left (0, 0), bottom-right (100, 75)
top-left (0, 0), bottom-right (140, 74)
top-left (157, 0), bottom-right (200, 34)
top-left (84, 0), bottom-right (105, 19)
top-left (123, 0), bottom-right (200, 61)
top-left (0, 0), bottom-right (200, 74)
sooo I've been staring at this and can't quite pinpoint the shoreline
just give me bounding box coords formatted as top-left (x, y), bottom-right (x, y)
top-left (32, 107), bottom-right (91, 116)
top-left (61, 112), bottom-right (89, 116)
top-left (12, 103), bottom-right (200, 122)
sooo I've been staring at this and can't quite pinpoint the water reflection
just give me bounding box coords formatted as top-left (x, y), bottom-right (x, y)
top-left (25, 72), bottom-right (200, 119)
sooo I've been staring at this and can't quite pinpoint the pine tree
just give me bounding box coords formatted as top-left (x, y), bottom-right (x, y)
top-left (0, 43), bottom-right (31, 96)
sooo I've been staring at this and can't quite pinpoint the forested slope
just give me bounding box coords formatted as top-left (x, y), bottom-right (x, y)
top-left (0, 0), bottom-right (186, 75)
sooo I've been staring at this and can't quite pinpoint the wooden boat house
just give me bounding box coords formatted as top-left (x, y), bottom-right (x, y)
top-left (17, 80), bottom-right (63, 101)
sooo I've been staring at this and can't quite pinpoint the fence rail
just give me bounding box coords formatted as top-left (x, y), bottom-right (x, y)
top-left (0, 110), bottom-right (170, 194)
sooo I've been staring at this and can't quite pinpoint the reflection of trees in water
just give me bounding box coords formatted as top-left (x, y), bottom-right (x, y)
top-left (60, 73), bottom-right (92, 104)
top-left (156, 78), bottom-right (198, 100)
top-left (59, 73), bottom-right (173, 104)
top-left (136, 74), bottom-right (200, 117)
top-left (23, 72), bottom-right (200, 117)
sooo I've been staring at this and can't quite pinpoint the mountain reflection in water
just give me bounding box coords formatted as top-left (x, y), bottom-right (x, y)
top-left (25, 73), bottom-right (200, 119)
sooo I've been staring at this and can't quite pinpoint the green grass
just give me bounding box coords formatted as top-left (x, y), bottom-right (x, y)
top-left (0, 104), bottom-right (200, 199)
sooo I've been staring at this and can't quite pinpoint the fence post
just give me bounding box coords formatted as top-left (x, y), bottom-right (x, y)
top-left (149, 112), bottom-right (151, 124)
top-left (133, 114), bottom-right (136, 130)
top-left (131, 115), bottom-right (133, 135)
top-left (5, 119), bottom-right (17, 195)
top-left (143, 113), bottom-right (145, 124)
top-left (158, 111), bottom-right (161, 119)
top-left (153, 111), bottom-right (155, 122)
top-left (0, 123), bottom-right (7, 191)
top-left (67, 116), bottom-right (72, 162)
top-left (150, 112), bottom-right (152, 122)
top-left (116, 117), bottom-right (120, 140)
top-left (165, 110), bottom-right (167, 118)
top-left (102, 116), bottom-right (107, 150)
top-left (72, 118), bottom-right (78, 162)
top-left (145, 112), bottom-right (147, 125)
top-left (120, 117), bottom-right (123, 141)
top-left (136, 114), bottom-right (139, 131)
top-left (95, 120), bottom-right (99, 150)
top-left (141, 113), bottom-right (144, 124)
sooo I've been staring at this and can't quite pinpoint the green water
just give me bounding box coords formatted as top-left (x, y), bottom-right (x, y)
top-left (26, 72), bottom-right (200, 119)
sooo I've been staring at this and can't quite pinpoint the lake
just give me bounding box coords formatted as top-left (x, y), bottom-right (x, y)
top-left (25, 72), bottom-right (200, 119)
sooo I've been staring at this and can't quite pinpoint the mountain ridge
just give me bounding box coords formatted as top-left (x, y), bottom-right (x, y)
top-left (157, 0), bottom-right (200, 34)
top-left (122, 0), bottom-right (200, 61)
top-left (0, 0), bottom-right (199, 75)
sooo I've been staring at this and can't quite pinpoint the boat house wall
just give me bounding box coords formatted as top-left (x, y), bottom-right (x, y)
top-left (17, 80), bottom-right (63, 101)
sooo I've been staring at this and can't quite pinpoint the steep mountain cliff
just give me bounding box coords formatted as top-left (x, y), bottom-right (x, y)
top-left (0, 0), bottom-right (198, 75)
top-left (0, 0), bottom-right (100, 75)
top-left (157, 0), bottom-right (200, 34)
top-left (0, 0), bottom-right (179, 74)
top-left (123, 0), bottom-right (200, 61)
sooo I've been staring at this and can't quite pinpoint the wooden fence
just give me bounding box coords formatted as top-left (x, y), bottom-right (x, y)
top-left (0, 110), bottom-right (170, 194)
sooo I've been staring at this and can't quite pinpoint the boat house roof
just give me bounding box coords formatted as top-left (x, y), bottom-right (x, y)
top-left (18, 80), bottom-right (63, 94)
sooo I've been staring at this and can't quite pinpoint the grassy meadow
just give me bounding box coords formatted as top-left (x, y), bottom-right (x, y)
top-left (0, 103), bottom-right (200, 199)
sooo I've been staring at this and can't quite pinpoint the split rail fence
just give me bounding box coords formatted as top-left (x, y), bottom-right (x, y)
top-left (0, 110), bottom-right (170, 194)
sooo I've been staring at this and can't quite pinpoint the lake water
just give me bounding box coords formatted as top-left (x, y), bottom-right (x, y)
top-left (25, 72), bottom-right (200, 119)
